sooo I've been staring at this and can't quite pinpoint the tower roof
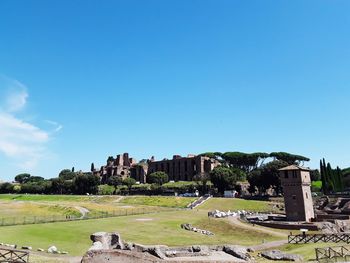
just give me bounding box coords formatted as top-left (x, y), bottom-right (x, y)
top-left (279, 165), bottom-right (310, 171)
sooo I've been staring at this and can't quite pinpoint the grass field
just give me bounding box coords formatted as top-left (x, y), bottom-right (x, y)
top-left (0, 194), bottom-right (320, 262)
top-left (198, 197), bottom-right (274, 212)
top-left (0, 202), bottom-right (80, 218)
top-left (120, 196), bottom-right (196, 208)
top-left (0, 210), bottom-right (282, 256)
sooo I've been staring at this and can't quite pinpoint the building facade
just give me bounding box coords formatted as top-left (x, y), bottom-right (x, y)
top-left (279, 165), bottom-right (315, 222)
top-left (147, 154), bottom-right (220, 182)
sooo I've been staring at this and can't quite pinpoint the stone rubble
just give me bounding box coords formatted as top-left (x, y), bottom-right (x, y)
top-left (82, 231), bottom-right (255, 262)
top-left (260, 250), bottom-right (303, 261)
top-left (180, 223), bottom-right (214, 235)
top-left (208, 209), bottom-right (254, 218)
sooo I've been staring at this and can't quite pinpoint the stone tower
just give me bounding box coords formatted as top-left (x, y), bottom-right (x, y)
top-left (279, 165), bottom-right (314, 222)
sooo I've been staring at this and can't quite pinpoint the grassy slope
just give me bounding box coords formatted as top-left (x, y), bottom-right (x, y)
top-left (120, 196), bottom-right (196, 208)
top-left (198, 197), bottom-right (273, 212)
top-left (0, 210), bottom-right (282, 256)
top-left (0, 202), bottom-right (79, 218)
top-left (0, 194), bottom-right (94, 202)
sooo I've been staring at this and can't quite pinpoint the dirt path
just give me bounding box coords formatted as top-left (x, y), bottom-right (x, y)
top-left (74, 206), bottom-right (90, 219)
top-left (113, 196), bottom-right (124, 202)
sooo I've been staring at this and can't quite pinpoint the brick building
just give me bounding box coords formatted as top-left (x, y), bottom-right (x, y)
top-left (279, 165), bottom-right (315, 222)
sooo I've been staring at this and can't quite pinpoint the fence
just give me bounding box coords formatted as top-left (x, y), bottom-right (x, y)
top-left (316, 246), bottom-right (350, 263)
top-left (288, 233), bottom-right (350, 244)
top-left (0, 207), bottom-right (173, 227)
top-left (0, 247), bottom-right (29, 263)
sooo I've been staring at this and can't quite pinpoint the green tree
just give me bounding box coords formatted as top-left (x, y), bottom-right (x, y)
top-left (27, 176), bottom-right (45, 182)
top-left (248, 160), bottom-right (288, 195)
top-left (14, 173), bottom-right (31, 183)
top-left (270, 152), bottom-right (310, 165)
top-left (51, 178), bottom-right (66, 194)
top-left (73, 173), bottom-right (100, 195)
top-left (147, 172), bottom-right (169, 185)
top-left (221, 152), bottom-right (269, 172)
top-left (0, 183), bottom-right (14, 193)
top-left (209, 166), bottom-right (242, 194)
top-left (91, 163), bottom-right (95, 172)
top-left (310, 169), bottom-right (321, 181)
top-left (193, 172), bottom-right (211, 194)
top-left (107, 175), bottom-right (123, 194)
top-left (122, 177), bottom-right (136, 191)
top-left (59, 169), bottom-right (75, 180)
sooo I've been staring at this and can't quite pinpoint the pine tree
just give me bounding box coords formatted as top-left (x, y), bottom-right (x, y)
top-left (91, 163), bottom-right (95, 172)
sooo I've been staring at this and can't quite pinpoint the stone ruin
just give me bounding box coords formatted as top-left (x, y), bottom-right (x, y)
top-left (314, 196), bottom-right (350, 233)
top-left (92, 152), bottom-right (221, 185)
top-left (93, 153), bottom-right (148, 184)
top-left (81, 232), bottom-right (255, 262)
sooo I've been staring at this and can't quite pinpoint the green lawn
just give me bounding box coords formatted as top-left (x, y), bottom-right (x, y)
top-left (120, 196), bottom-right (196, 208)
top-left (0, 210), bottom-right (283, 256)
top-left (0, 202), bottom-right (79, 218)
top-left (198, 197), bottom-right (274, 212)
top-left (0, 194), bottom-right (95, 202)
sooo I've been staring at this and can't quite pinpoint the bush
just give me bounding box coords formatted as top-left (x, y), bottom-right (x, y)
top-left (98, 184), bottom-right (115, 195)
top-left (0, 183), bottom-right (14, 193)
top-left (311, 181), bottom-right (322, 192)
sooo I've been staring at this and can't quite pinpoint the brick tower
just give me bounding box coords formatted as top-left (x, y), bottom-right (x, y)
top-left (279, 165), bottom-right (314, 222)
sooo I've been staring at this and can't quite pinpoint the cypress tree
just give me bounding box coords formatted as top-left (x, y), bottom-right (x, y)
top-left (91, 163), bottom-right (95, 172)
top-left (326, 162), bottom-right (334, 192)
top-left (320, 159), bottom-right (327, 194)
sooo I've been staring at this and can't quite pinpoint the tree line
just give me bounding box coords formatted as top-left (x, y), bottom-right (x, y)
top-left (0, 151), bottom-right (319, 196)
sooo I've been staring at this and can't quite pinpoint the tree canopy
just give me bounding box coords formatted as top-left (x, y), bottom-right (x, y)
top-left (59, 169), bottom-right (76, 180)
top-left (14, 173), bottom-right (31, 184)
top-left (221, 152), bottom-right (269, 172)
top-left (270, 152), bottom-right (310, 165)
top-left (210, 166), bottom-right (245, 194)
top-left (147, 172), bottom-right (169, 185)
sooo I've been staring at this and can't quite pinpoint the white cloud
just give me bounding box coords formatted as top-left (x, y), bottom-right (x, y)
top-left (5, 84), bottom-right (28, 112)
top-left (0, 113), bottom-right (48, 169)
top-left (0, 76), bottom-right (61, 170)
top-left (45, 120), bottom-right (63, 132)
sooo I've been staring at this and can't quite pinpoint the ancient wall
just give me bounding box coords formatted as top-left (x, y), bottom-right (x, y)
top-left (147, 155), bottom-right (219, 182)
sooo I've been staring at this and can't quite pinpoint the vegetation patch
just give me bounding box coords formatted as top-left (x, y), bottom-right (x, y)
top-left (120, 196), bottom-right (196, 208)
top-left (198, 197), bottom-right (273, 212)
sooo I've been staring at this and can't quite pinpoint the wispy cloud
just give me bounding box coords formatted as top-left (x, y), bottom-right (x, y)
top-left (0, 76), bottom-right (61, 170)
top-left (45, 120), bottom-right (63, 132)
top-left (5, 83), bottom-right (28, 112)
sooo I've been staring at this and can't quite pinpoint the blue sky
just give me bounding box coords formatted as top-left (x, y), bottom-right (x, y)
top-left (0, 0), bottom-right (350, 180)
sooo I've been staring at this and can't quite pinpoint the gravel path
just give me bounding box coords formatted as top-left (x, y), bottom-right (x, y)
top-left (74, 206), bottom-right (90, 219)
